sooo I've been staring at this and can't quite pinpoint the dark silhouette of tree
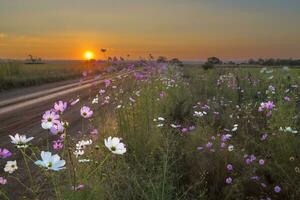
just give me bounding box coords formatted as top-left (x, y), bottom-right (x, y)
top-left (207, 57), bottom-right (222, 64)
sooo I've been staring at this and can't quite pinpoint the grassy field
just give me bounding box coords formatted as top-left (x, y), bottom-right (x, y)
top-left (0, 61), bottom-right (94, 91)
top-left (1, 62), bottom-right (300, 199)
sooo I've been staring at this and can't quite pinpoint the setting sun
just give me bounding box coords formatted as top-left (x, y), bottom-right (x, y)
top-left (84, 51), bottom-right (94, 60)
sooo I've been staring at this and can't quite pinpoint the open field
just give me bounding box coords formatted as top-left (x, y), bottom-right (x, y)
top-left (0, 62), bottom-right (300, 199)
top-left (0, 61), bottom-right (98, 91)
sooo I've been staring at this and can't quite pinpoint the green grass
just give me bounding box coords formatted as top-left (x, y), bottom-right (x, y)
top-left (1, 63), bottom-right (300, 200)
top-left (0, 62), bottom-right (87, 91)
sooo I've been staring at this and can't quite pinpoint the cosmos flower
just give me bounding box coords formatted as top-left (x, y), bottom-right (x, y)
top-left (80, 106), bottom-right (93, 118)
top-left (49, 121), bottom-right (65, 135)
top-left (4, 160), bottom-right (18, 174)
top-left (90, 129), bottom-right (99, 135)
top-left (74, 139), bottom-right (93, 157)
top-left (0, 177), bottom-right (7, 185)
top-left (54, 101), bottom-right (67, 113)
top-left (274, 186), bottom-right (281, 193)
top-left (226, 177), bottom-right (233, 184)
top-left (104, 136), bottom-right (126, 155)
top-left (35, 151), bottom-right (66, 171)
top-left (259, 159), bottom-right (265, 165)
top-left (41, 110), bottom-right (60, 129)
top-left (0, 148), bottom-right (12, 159)
top-left (228, 145), bottom-right (234, 152)
top-left (99, 89), bottom-right (106, 95)
top-left (9, 133), bottom-right (34, 148)
top-left (227, 164), bottom-right (233, 171)
top-left (104, 79), bottom-right (112, 87)
top-left (52, 139), bottom-right (64, 150)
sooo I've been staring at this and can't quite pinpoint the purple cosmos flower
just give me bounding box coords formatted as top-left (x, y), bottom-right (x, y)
top-left (0, 148), bottom-right (12, 159)
top-left (260, 133), bottom-right (268, 141)
top-left (245, 158), bottom-right (251, 165)
top-left (50, 121), bottom-right (65, 135)
top-left (227, 164), bottom-right (233, 171)
top-left (80, 106), bottom-right (93, 118)
top-left (188, 126), bottom-right (196, 131)
top-left (54, 101), bottom-right (67, 113)
top-left (206, 142), bottom-right (213, 148)
top-left (220, 142), bottom-right (226, 148)
top-left (259, 159), bottom-right (265, 165)
top-left (134, 72), bottom-right (145, 80)
top-left (274, 186), bottom-right (281, 193)
top-left (160, 91), bottom-right (166, 98)
top-left (104, 79), bottom-right (112, 87)
top-left (284, 96), bottom-right (291, 101)
top-left (226, 177), bottom-right (233, 184)
top-left (181, 128), bottom-right (188, 133)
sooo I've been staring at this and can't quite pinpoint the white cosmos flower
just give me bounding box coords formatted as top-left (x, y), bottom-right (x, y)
top-left (193, 111), bottom-right (204, 117)
top-left (158, 117), bottom-right (165, 121)
top-left (35, 151), bottom-right (65, 171)
top-left (104, 137), bottom-right (126, 155)
top-left (228, 145), bottom-right (234, 152)
top-left (4, 160), bottom-right (18, 174)
top-left (9, 133), bottom-right (34, 148)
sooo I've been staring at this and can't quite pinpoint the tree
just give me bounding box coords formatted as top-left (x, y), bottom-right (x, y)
top-left (207, 57), bottom-right (222, 64)
top-left (157, 56), bottom-right (168, 63)
top-left (169, 58), bottom-right (183, 67)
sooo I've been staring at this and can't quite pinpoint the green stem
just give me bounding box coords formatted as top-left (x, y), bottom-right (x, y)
top-left (0, 189), bottom-right (10, 200)
top-left (20, 149), bottom-right (34, 189)
top-left (50, 173), bottom-right (61, 200)
top-left (86, 154), bottom-right (110, 180)
top-left (8, 175), bottom-right (34, 194)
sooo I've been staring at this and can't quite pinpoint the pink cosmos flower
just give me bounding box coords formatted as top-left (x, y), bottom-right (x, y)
top-left (41, 110), bottom-right (60, 129)
top-left (104, 79), bottom-right (112, 87)
top-left (80, 106), bottom-right (93, 118)
top-left (54, 101), bottom-right (67, 113)
top-left (160, 91), bottom-right (166, 98)
top-left (0, 148), bottom-right (12, 159)
top-left (72, 184), bottom-right (84, 191)
top-left (0, 177), bottom-right (7, 185)
top-left (90, 129), bottom-right (98, 135)
top-left (52, 139), bottom-right (64, 150)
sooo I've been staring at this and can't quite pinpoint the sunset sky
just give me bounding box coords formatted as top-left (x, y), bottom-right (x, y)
top-left (1, 0), bottom-right (300, 61)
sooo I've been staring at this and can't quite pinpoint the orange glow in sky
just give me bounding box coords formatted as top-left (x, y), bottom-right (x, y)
top-left (1, 1), bottom-right (300, 60)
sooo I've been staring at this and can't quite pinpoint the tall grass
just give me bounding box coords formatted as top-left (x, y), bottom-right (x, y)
top-left (1, 63), bottom-right (300, 199)
top-left (0, 62), bottom-right (85, 91)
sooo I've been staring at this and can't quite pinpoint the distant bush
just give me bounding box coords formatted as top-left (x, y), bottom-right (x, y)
top-left (202, 62), bottom-right (214, 70)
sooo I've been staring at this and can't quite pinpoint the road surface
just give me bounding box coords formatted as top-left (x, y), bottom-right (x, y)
top-left (0, 71), bottom-right (123, 148)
